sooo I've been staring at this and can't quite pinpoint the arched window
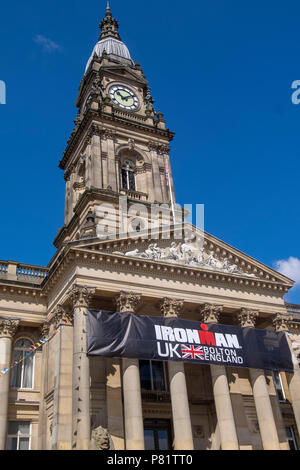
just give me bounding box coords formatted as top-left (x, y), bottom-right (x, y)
top-left (11, 339), bottom-right (34, 389)
top-left (121, 160), bottom-right (136, 191)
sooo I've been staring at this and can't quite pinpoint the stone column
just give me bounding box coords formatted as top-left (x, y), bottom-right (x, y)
top-left (116, 292), bottom-right (144, 450)
top-left (0, 318), bottom-right (19, 450)
top-left (161, 298), bottom-right (194, 450)
top-left (273, 313), bottom-right (300, 437)
top-left (239, 308), bottom-right (280, 450)
top-left (69, 285), bottom-right (95, 450)
top-left (199, 304), bottom-right (239, 450)
top-left (51, 306), bottom-right (73, 450)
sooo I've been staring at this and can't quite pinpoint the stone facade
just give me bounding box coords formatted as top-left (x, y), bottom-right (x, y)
top-left (0, 4), bottom-right (300, 451)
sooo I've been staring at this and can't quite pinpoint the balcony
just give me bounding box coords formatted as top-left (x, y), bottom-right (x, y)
top-left (141, 390), bottom-right (171, 403)
top-left (0, 261), bottom-right (49, 284)
top-left (120, 188), bottom-right (148, 202)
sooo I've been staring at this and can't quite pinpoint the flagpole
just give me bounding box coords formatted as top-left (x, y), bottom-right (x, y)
top-left (165, 158), bottom-right (176, 224)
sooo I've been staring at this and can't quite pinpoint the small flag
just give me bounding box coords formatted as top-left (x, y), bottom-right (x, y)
top-left (165, 162), bottom-right (169, 187)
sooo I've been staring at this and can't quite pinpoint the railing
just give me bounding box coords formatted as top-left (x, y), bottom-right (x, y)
top-left (0, 261), bottom-right (48, 283)
top-left (120, 188), bottom-right (148, 201)
top-left (17, 264), bottom-right (49, 281)
top-left (141, 390), bottom-right (171, 403)
top-left (0, 261), bottom-right (8, 275)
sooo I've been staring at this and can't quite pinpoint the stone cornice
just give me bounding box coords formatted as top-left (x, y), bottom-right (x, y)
top-left (59, 109), bottom-right (175, 170)
top-left (41, 246), bottom-right (293, 297)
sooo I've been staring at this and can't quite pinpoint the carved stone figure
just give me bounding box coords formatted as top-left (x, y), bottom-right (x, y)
top-left (90, 426), bottom-right (115, 451)
top-left (125, 249), bottom-right (140, 257)
top-left (169, 242), bottom-right (182, 261)
top-left (121, 241), bottom-right (257, 278)
top-left (145, 243), bottom-right (161, 260)
top-left (181, 239), bottom-right (194, 264)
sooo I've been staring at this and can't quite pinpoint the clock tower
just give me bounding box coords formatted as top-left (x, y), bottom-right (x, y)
top-left (55, 2), bottom-right (176, 247)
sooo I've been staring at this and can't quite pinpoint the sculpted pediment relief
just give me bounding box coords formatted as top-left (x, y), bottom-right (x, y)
top-left (73, 225), bottom-right (294, 287)
top-left (114, 239), bottom-right (256, 278)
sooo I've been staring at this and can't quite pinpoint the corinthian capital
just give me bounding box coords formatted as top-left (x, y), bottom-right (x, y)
top-left (68, 285), bottom-right (96, 309)
top-left (160, 298), bottom-right (184, 318)
top-left (40, 321), bottom-right (50, 339)
top-left (115, 291), bottom-right (141, 313)
top-left (52, 305), bottom-right (73, 330)
top-left (0, 318), bottom-right (20, 339)
top-left (199, 304), bottom-right (223, 324)
top-left (272, 312), bottom-right (293, 332)
top-left (238, 308), bottom-right (259, 328)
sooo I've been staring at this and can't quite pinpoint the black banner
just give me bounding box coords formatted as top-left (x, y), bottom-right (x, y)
top-left (87, 310), bottom-right (293, 372)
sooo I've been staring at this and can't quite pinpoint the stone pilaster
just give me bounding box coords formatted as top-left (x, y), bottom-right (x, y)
top-left (117, 292), bottom-right (144, 450)
top-left (51, 305), bottom-right (74, 450)
top-left (238, 309), bottom-right (280, 450)
top-left (161, 298), bottom-right (194, 450)
top-left (68, 285), bottom-right (95, 450)
top-left (0, 318), bottom-right (19, 450)
top-left (199, 304), bottom-right (239, 450)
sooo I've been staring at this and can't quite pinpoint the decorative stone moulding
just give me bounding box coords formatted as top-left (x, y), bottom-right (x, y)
top-left (115, 291), bottom-right (141, 313)
top-left (0, 318), bottom-right (20, 338)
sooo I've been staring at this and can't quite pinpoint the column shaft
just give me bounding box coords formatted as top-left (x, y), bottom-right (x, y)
top-left (168, 361), bottom-right (194, 450)
top-left (0, 337), bottom-right (12, 450)
top-left (287, 370), bottom-right (300, 436)
top-left (211, 364), bottom-right (239, 450)
top-left (52, 324), bottom-right (73, 450)
top-left (72, 306), bottom-right (90, 450)
top-left (249, 369), bottom-right (280, 450)
top-left (122, 358), bottom-right (144, 450)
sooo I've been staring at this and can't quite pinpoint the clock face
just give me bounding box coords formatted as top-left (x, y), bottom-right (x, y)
top-left (109, 86), bottom-right (139, 111)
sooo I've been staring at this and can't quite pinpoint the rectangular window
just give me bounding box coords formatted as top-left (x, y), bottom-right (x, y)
top-left (144, 419), bottom-right (172, 450)
top-left (6, 422), bottom-right (31, 450)
top-left (139, 360), bottom-right (167, 391)
top-left (272, 371), bottom-right (286, 402)
top-left (286, 426), bottom-right (298, 450)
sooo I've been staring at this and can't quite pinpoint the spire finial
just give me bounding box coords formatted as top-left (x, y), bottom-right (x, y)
top-left (99, 1), bottom-right (121, 40)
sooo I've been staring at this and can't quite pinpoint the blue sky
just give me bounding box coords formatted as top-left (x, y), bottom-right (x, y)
top-left (0, 0), bottom-right (300, 302)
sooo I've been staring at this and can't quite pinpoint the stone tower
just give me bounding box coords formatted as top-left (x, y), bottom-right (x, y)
top-left (55, 3), bottom-right (176, 247)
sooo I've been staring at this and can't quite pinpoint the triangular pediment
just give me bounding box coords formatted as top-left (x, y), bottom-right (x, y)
top-left (70, 224), bottom-right (294, 289)
top-left (100, 64), bottom-right (148, 85)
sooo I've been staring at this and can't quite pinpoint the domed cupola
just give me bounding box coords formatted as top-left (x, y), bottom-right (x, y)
top-left (85, 1), bottom-right (133, 72)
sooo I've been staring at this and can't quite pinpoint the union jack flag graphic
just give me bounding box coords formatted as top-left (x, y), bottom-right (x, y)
top-left (181, 345), bottom-right (204, 360)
